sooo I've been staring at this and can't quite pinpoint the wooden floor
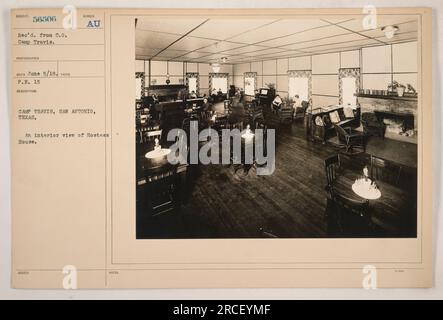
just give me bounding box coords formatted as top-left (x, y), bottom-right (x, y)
top-left (137, 121), bottom-right (417, 239)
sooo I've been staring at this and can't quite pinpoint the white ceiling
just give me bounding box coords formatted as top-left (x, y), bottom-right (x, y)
top-left (135, 15), bottom-right (418, 64)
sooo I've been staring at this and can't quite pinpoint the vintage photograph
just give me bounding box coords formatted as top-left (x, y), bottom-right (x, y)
top-left (134, 15), bottom-right (418, 239)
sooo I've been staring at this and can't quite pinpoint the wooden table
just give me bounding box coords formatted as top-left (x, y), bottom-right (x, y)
top-left (332, 169), bottom-right (416, 236)
top-left (136, 144), bottom-right (189, 218)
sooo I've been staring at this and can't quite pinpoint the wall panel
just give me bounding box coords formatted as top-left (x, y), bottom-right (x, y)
top-left (150, 60), bottom-right (168, 75)
top-left (340, 50), bottom-right (360, 68)
top-left (251, 61), bottom-right (262, 73)
top-left (392, 41), bottom-right (417, 73)
top-left (362, 74), bottom-right (392, 90)
top-left (288, 56), bottom-right (311, 70)
top-left (198, 63), bottom-right (210, 75)
top-left (263, 75), bottom-right (277, 88)
top-left (263, 60), bottom-right (277, 75)
top-left (312, 75), bottom-right (339, 96)
top-left (168, 61), bottom-right (184, 76)
top-left (312, 53), bottom-right (339, 74)
top-left (312, 95), bottom-right (339, 107)
top-left (277, 75), bottom-right (288, 93)
top-left (277, 58), bottom-right (289, 75)
top-left (362, 45), bottom-right (391, 73)
top-left (234, 63), bottom-right (251, 75)
top-left (186, 62), bottom-right (198, 73)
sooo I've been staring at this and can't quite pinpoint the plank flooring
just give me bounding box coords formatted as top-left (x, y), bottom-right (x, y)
top-left (137, 121), bottom-right (417, 239)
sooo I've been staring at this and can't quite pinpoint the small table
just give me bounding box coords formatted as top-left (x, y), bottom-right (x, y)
top-left (332, 170), bottom-right (415, 235)
top-left (145, 148), bottom-right (171, 159)
top-left (351, 178), bottom-right (381, 200)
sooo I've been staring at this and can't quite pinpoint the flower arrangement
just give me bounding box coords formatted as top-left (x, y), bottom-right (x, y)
top-left (387, 80), bottom-right (406, 97)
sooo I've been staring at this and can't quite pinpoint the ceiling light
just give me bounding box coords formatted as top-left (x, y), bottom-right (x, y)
top-left (211, 63), bottom-right (220, 73)
top-left (221, 57), bottom-right (228, 63)
top-left (381, 25), bottom-right (399, 39)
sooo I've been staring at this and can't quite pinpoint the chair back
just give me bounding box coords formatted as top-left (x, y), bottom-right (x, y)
top-left (213, 115), bottom-right (228, 131)
top-left (251, 104), bottom-right (264, 127)
top-left (198, 110), bottom-right (212, 126)
top-left (146, 129), bottom-right (162, 140)
top-left (141, 129), bottom-right (162, 145)
top-left (361, 112), bottom-right (379, 123)
top-left (331, 190), bottom-right (371, 235)
top-left (360, 119), bottom-right (369, 130)
top-left (279, 107), bottom-right (293, 123)
top-left (370, 155), bottom-right (402, 186)
top-left (324, 155), bottom-right (340, 190)
top-left (223, 99), bottom-right (230, 111)
top-left (333, 124), bottom-right (348, 143)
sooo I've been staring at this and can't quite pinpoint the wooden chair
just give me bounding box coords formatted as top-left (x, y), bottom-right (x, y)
top-left (252, 104), bottom-right (265, 127)
top-left (329, 190), bottom-right (372, 237)
top-left (198, 110), bottom-right (212, 129)
top-left (224, 99), bottom-right (231, 113)
top-left (370, 155), bottom-right (402, 186)
top-left (258, 227), bottom-right (279, 238)
top-left (333, 124), bottom-right (365, 154)
top-left (213, 115), bottom-right (229, 133)
top-left (324, 154), bottom-right (340, 196)
top-left (143, 129), bottom-right (162, 145)
top-left (144, 167), bottom-right (179, 217)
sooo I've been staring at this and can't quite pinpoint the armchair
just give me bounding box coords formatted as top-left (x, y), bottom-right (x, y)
top-left (278, 106), bottom-right (294, 125)
top-left (333, 124), bottom-right (365, 154)
top-left (294, 100), bottom-right (309, 120)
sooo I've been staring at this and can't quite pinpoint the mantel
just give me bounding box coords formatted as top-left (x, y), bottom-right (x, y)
top-left (356, 94), bottom-right (417, 102)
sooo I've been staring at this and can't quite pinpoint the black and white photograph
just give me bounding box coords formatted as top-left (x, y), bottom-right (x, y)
top-left (134, 15), bottom-right (418, 239)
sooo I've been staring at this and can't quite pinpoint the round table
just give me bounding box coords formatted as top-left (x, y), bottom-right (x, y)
top-left (332, 170), bottom-right (415, 235)
top-left (351, 178), bottom-right (382, 200)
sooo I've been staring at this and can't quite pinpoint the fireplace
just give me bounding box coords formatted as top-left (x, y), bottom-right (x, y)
top-left (357, 95), bottom-right (417, 143)
top-left (374, 110), bottom-right (415, 137)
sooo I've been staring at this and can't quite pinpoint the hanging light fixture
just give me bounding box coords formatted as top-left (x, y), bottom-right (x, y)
top-left (211, 63), bottom-right (221, 73)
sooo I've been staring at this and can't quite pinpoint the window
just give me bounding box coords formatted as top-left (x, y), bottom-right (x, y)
top-left (339, 68), bottom-right (360, 106)
top-left (135, 72), bottom-right (144, 100)
top-left (244, 72), bottom-right (257, 96)
top-left (135, 77), bottom-right (142, 100)
top-left (188, 77), bottom-right (197, 93)
top-left (186, 73), bottom-right (199, 94)
top-left (288, 77), bottom-right (309, 101)
top-left (211, 76), bottom-right (228, 93)
top-left (342, 77), bottom-right (357, 106)
top-left (244, 77), bottom-right (255, 95)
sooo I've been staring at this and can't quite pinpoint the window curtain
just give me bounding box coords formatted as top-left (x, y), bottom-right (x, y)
top-left (244, 72), bottom-right (257, 96)
top-left (135, 72), bottom-right (145, 101)
top-left (287, 70), bottom-right (312, 106)
top-left (185, 72), bottom-right (199, 94)
top-left (209, 73), bottom-right (229, 93)
top-left (339, 68), bottom-right (360, 106)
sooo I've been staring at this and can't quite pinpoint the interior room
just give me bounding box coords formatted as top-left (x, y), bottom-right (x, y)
top-left (135, 16), bottom-right (418, 239)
